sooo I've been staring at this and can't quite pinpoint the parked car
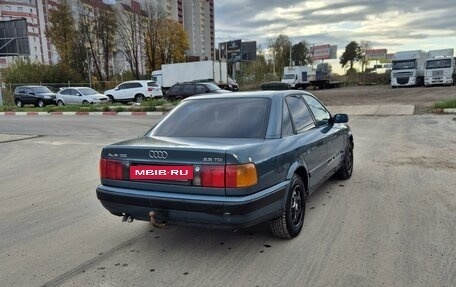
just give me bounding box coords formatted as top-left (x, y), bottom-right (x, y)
top-left (13, 85), bottom-right (56, 108)
top-left (96, 90), bottom-right (354, 239)
top-left (104, 80), bottom-right (162, 103)
top-left (191, 77), bottom-right (239, 91)
top-left (165, 82), bottom-right (230, 100)
top-left (56, 87), bottom-right (109, 106)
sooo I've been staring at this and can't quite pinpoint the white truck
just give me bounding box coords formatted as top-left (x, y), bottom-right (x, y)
top-left (151, 61), bottom-right (237, 91)
top-left (281, 66), bottom-right (315, 89)
top-left (424, 49), bottom-right (455, 86)
top-left (391, 50), bottom-right (427, 88)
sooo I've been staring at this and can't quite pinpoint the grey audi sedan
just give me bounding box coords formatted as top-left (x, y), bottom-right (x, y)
top-left (96, 90), bottom-right (353, 239)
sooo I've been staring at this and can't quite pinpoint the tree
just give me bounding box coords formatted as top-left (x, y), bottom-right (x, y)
top-left (340, 41), bottom-right (362, 72)
top-left (78, 3), bottom-right (117, 82)
top-left (45, 0), bottom-right (75, 66)
top-left (268, 34), bottom-right (292, 76)
top-left (292, 41), bottom-right (312, 66)
top-left (116, 6), bottom-right (145, 79)
top-left (144, 4), bottom-right (167, 71)
top-left (156, 19), bottom-right (189, 65)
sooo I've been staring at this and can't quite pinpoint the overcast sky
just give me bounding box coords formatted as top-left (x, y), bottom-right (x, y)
top-left (214, 0), bottom-right (456, 55)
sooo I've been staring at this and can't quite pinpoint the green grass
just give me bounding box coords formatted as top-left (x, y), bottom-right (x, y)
top-left (434, 99), bottom-right (456, 109)
top-left (0, 99), bottom-right (175, 113)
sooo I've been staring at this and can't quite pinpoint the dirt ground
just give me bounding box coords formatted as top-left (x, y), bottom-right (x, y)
top-left (310, 84), bottom-right (456, 113)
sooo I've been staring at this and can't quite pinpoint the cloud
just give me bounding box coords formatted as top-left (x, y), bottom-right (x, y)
top-left (215, 0), bottom-right (456, 53)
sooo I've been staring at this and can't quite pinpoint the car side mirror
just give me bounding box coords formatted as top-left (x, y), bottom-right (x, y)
top-left (333, 113), bottom-right (349, 123)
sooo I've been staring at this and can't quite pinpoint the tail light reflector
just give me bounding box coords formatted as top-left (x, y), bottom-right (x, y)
top-left (100, 158), bottom-right (124, 180)
top-left (200, 165), bottom-right (225, 187)
top-left (148, 87), bottom-right (153, 91)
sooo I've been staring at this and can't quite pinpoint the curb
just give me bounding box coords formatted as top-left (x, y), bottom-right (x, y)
top-left (0, 111), bottom-right (167, 116)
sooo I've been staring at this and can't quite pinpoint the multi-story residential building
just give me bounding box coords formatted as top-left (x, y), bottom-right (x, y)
top-left (0, 0), bottom-right (59, 68)
top-left (148, 0), bottom-right (214, 61)
top-left (0, 0), bottom-right (214, 70)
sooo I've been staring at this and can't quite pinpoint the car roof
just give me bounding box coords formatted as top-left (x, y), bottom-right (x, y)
top-left (60, 86), bottom-right (94, 89)
top-left (121, 80), bottom-right (154, 84)
top-left (182, 90), bottom-right (313, 101)
top-left (16, 85), bottom-right (46, 88)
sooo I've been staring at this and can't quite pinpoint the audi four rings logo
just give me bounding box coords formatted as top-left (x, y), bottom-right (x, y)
top-left (149, 150), bottom-right (168, 159)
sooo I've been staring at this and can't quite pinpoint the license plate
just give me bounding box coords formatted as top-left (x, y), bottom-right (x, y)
top-left (130, 166), bottom-right (193, 180)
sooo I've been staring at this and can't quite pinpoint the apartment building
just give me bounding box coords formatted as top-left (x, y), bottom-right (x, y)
top-left (147, 0), bottom-right (214, 61)
top-left (0, 0), bottom-right (59, 68)
top-left (0, 0), bottom-right (214, 69)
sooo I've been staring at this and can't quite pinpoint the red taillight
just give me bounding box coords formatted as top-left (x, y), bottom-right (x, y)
top-left (148, 87), bottom-right (153, 91)
top-left (200, 165), bottom-right (225, 187)
top-left (198, 163), bottom-right (257, 188)
top-left (100, 158), bottom-right (124, 180)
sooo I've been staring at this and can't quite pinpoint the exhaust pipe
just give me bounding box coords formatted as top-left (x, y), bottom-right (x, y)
top-left (149, 211), bottom-right (166, 229)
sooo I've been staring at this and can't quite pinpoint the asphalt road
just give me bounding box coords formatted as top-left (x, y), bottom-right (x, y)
top-left (0, 115), bottom-right (455, 287)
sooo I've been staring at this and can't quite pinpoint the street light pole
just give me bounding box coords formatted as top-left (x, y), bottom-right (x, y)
top-left (86, 48), bottom-right (92, 88)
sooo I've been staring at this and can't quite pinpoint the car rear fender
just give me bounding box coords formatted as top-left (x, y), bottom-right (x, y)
top-left (286, 161), bottom-right (310, 194)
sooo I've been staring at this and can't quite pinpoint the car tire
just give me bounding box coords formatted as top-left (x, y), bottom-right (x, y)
top-left (82, 100), bottom-right (89, 105)
top-left (336, 144), bottom-right (353, 180)
top-left (270, 174), bottom-right (306, 239)
top-left (57, 100), bottom-right (65, 106)
top-left (107, 95), bottom-right (114, 103)
top-left (134, 94), bottom-right (144, 103)
top-left (37, 99), bottom-right (45, 108)
top-left (15, 99), bottom-right (23, 108)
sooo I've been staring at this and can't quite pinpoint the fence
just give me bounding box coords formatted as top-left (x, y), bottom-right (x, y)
top-left (0, 81), bottom-right (122, 106)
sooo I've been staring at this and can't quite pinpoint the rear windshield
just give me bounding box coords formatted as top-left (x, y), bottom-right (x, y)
top-left (150, 98), bottom-right (270, 138)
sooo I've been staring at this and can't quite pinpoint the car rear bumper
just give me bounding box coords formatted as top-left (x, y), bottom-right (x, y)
top-left (96, 181), bottom-right (289, 228)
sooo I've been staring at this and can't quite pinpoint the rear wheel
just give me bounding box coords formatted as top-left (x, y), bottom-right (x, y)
top-left (57, 100), bottom-right (65, 106)
top-left (134, 94), bottom-right (144, 103)
top-left (270, 174), bottom-right (306, 239)
top-left (82, 100), bottom-right (89, 105)
top-left (336, 144), bottom-right (353, 180)
top-left (15, 99), bottom-right (23, 108)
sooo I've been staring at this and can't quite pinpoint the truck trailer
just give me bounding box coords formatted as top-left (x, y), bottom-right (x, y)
top-left (391, 50), bottom-right (427, 88)
top-left (151, 61), bottom-right (237, 91)
top-left (424, 49), bottom-right (455, 86)
top-left (281, 66), bottom-right (315, 89)
top-left (309, 63), bottom-right (342, 89)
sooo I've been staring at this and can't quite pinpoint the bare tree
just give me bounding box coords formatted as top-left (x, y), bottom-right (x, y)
top-left (143, 3), bottom-right (167, 71)
top-left (78, 2), bottom-right (116, 82)
top-left (115, 5), bottom-right (145, 79)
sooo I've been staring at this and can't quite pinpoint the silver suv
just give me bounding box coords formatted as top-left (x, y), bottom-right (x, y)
top-left (104, 80), bottom-right (163, 103)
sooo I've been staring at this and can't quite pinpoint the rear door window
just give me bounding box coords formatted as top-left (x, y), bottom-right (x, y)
top-left (182, 84), bottom-right (195, 95)
top-left (195, 84), bottom-right (207, 94)
top-left (282, 101), bottom-right (294, 137)
top-left (285, 95), bottom-right (314, 132)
